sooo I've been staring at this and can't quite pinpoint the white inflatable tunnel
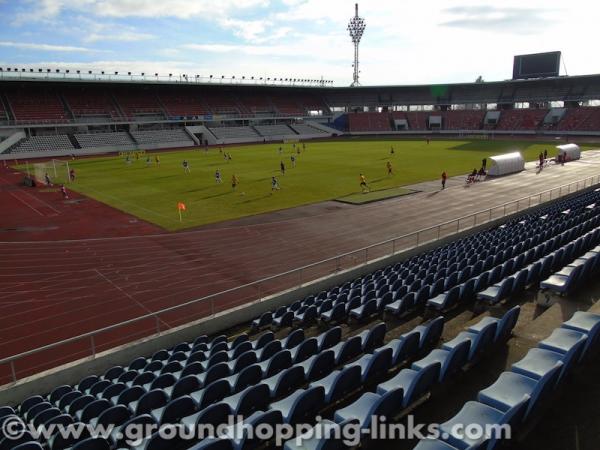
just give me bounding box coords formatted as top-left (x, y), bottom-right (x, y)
top-left (556, 143), bottom-right (581, 161)
top-left (487, 152), bottom-right (525, 176)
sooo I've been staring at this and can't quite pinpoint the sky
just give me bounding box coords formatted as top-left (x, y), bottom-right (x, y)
top-left (0, 0), bottom-right (599, 87)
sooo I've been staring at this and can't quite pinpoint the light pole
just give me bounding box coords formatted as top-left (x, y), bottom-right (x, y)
top-left (347, 3), bottom-right (366, 87)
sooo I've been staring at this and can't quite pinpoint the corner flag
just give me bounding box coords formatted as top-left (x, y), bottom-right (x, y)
top-left (177, 202), bottom-right (186, 222)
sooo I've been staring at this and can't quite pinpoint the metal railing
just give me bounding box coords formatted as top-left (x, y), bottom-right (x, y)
top-left (1, 173), bottom-right (599, 386)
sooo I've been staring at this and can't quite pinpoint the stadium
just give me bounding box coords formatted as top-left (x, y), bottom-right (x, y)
top-left (1, 2), bottom-right (600, 450)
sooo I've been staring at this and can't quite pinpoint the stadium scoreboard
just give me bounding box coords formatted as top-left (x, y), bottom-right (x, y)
top-left (512, 51), bottom-right (561, 80)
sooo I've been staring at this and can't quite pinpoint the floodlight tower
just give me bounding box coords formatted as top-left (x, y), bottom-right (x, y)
top-left (347, 3), bottom-right (366, 87)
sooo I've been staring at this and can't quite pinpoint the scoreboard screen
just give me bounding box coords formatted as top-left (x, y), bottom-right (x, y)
top-left (512, 51), bottom-right (561, 79)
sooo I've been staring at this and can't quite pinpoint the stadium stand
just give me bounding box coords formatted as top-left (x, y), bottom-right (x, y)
top-left (495, 108), bottom-right (547, 131)
top-left (406, 111), bottom-right (430, 131)
top-left (113, 90), bottom-right (165, 120)
top-left (130, 129), bottom-right (194, 145)
top-left (441, 110), bottom-right (485, 130)
top-left (8, 134), bottom-right (74, 153)
top-left (63, 88), bottom-right (121, 121)
top-left (348, 112), bottom-right (392, 132)
top-left (209, 126), bottom-right (260, 141)
top-left (159, 92), bottom-right (208, 119)
top-left (556, 107), bottom-right (600, 131)
top-left (6, 90), bottom-right (68, 123)
top-left (289, 123), bottom-right (328, 135)
top-left (202, 93), bottom-right (240, 115)
top-left (74, 132), bottom-right (135, 149)
top-left (253, 125), bottom-right (294, 137)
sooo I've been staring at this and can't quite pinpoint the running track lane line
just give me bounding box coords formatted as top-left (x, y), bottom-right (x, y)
top-left (94, 268), bottom-right (170, 329)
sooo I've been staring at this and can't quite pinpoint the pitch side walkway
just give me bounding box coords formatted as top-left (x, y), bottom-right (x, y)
top-left (1, 151), bottom-right (600, 382)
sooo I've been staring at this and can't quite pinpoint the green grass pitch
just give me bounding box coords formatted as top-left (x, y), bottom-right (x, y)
top-left (30, 139), bottom-right (595, 231)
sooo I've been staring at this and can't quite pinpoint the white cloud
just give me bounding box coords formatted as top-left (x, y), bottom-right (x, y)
top-left (84, 30), bottom-right (155, 43)
top-left (0, 41), bottom-right (101, 53)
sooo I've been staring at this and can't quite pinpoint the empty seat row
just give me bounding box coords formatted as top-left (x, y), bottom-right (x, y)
top-left (413, 311), bottom-right (600, 450)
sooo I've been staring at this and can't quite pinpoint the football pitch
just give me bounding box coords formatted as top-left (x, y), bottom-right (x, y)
top-left (28, 139), bottom-right (595, 230)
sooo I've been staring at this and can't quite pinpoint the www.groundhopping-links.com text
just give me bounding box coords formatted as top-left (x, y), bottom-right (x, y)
top-left (1, 414), bottom-right (511, 446)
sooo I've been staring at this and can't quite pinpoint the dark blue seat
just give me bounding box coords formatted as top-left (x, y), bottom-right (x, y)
top-left (67, 396), bottom-right (94, 417)
top-left (281, 329), bottom-right (305, 349)
top-left (333, 387), bottom-right (403, 430)
top-left (228, 341), bottom-right (253, 360)
top-left (88, 380), bottom-right (111, 397)
top-left (283, 418), bottom-right (359, 450)
top-left (320, 303), bottom-right (346, 324)
top-left (384, 292), bottom-right (414, 317)
top-left (49, 385), bottom-right (72, 405)
top-left (442, 322), bottom-right (497, 362)
top-left (511, 344), bottom-right (584, 386)
top-left (223, 364), bottom-right (262, 393)
top-left (270, 386), bottom-right (325, 425)
top-left (181, 403), bottom-right (231, 435)
top-left (227, 350), bottom-right (257, 374)
top-left (381, 332), bottom-right (420, 366)
top-left (477, 276), bottom-right (514, 304)
top-left (349, 298), bottom-right (378, 322)
top-left (198, 363), bottom-right (229, 387)
top-left (221, 410), bottom-right (284, 450)
top-left (561, 311), bottom-right (600, 360)
top-left (316, 327), bottom-right (342, 351)
top-left (258, 340), bottom-right (283, 362)
top-left (295, 305), bottom-right (318, 326)
top-left (273, 311), bottom-right (294, 328)
top-left (151, 395), bottom-right (196, 425)
top-left (290, 338), bottom-right (319, 364)
top-left (92, 404), bottom-right (131, 429)
top-left (351, 348), bottom-right (392, 383)
top-left (309, 366), bottom-right (362, 404)
top-left (478, 363), bottom-right (562, 422)
top-left (358, 322), bottom-right (386, 351)
top-left (32, 407), bottom-right (61, 428)
top-left (467, 306), bottom-right (521, 344)
top-left (376, 362), bottom-right (440, 408)
top-left (253, 331), bottom-right (274, 350)
top-left (413, 317), bottom-right (444, 352)
top-left (78, 398), bottom-right (111, 423)
top-left (330, 336), bottom-right (362, 365)
top-left (299, 350), bottom-right (335, 381)
top-left (131, 389), bottom-right (168, 416)
top-left (258, 349), bottom-right (292, 377)
top-left (222, 383), bottom-right (270, 418)
top-left (263, 366), bottom-right (305, 399)
top-left (412, 340), bottom-right (470, 382)
top-left (191, 379), bottom-right (231, 409)
top-left (427, 286), bottom-right (460, 311)
top-left (439, 397), bottom-right (528, 450)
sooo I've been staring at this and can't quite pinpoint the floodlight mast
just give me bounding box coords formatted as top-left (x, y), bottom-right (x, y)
top-left (347, 3), bottom-right (365, 87)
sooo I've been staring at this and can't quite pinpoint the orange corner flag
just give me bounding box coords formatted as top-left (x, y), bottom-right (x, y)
top-left (177, 202), bottom-right (187, 211)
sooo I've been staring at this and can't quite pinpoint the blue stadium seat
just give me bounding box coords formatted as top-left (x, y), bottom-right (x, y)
top-left (290, 338), bottom-right (319, 364)
top-left (258, 340), bottom-right (283, 362)
top-left (258, 349), bottom-right (292, 377)
top-left (442, 322), bottom-right (497, 362)
top-left (191, 379), bottom-right (231, 410)
top-left (282, 329), bottom-right (305, 349)
top-left (439, 397), bottom-right (528, 450)
top-left (299, 350), bottom-right (335, 381)
top-left (263, 366), bottom-right (305, 399)
top-left (477, 362), bottom-right (562, 422)
top-left (221, 383), bottom-right (270, 418)
top-left (413, 317), bottom-right (444, 352)
top-left (561, 311), bottom-right (600, 360)
top-left (330, 336), bottom-right (362, 365)
top-left (316, 327), bottom-right (342, 351)
top-left (427, 285), bottom-right (460, 311)
top-left (270, 386), bottom-right (325, 425)
top-left (381, 331), bottom-right (420, 366)
top-left (309, 365), bottom-right (362, 404)
top-left (283, 418), bottom-right (360, 450)
top-left (412, 340), bottom-right (470, 383)
top-left (351, 347), bottom-right (392, 383)
top-left (376, 362), bottom-right (440, 408)
top-left (358, 322), bottom-right (386, 351)
top-left (333, 387), bottom-right (403, 429)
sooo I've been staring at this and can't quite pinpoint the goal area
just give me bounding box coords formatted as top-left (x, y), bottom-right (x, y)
top-left (32, 159), bottom-right (71, 185)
